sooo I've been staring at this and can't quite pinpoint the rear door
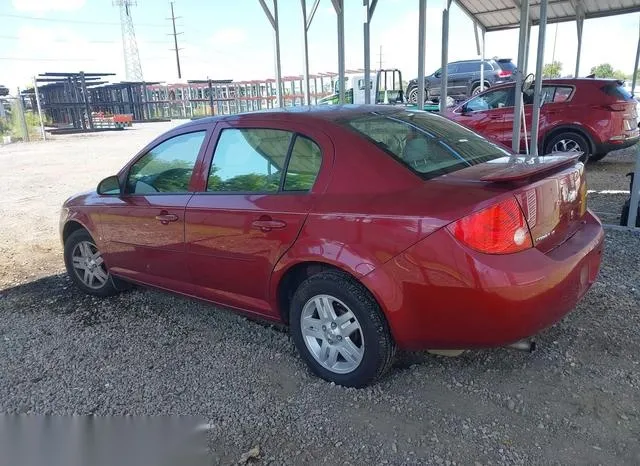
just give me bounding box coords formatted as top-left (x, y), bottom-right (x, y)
top-left (100, 127), bottom-right (211, 291)
top-left (184, 120), bottom-right (332, 317)
top-left (452, 61), bottom-right (480, 97)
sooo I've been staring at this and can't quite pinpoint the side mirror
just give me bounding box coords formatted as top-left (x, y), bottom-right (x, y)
top-left (434, 71), bottom-right (441, 78)
top-left (460, 104), bottom-right (470, 114)
top-left (97, 175), bottom-right (121, 195)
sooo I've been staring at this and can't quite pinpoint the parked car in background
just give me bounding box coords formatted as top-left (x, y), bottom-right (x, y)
top-left (406, 58), bottom-right (515, 104)
top-left (446, 78), bottom-right (640, 162)
top-left (61, 105), bottom-right (604, 387)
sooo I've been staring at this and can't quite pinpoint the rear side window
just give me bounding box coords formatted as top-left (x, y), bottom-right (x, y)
top-left (208, 129), bottom-right (290, 193)
top-left (338, 110), bottom-right (509, 180)
top-left (602, 83), bottom-right (633, 101)
top-left (207, 128), bottom-right (322, 193)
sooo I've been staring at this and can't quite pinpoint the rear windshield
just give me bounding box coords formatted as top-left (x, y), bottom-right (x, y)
top-left (337, 110), bottom-right (510, 179)
top-left (602, 82), bottom-right (633, 101)
top-left (497, 60), bottom-right (516, 72)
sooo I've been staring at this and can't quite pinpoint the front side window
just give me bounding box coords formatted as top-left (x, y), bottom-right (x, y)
top-left (465, 88), bottom-right (513, 112)
top-left (207, 128), bottom-right (291, 193)
top-left (126, 131), bottom-right (206, 194)
top-left (338, 110), bottom-right (509, 180)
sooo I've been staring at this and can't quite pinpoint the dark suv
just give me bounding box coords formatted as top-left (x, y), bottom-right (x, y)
top-left (406, 58), bottom-right (516, 104)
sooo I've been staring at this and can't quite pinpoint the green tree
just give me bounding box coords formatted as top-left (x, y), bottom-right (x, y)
top-left (542, 61), bottom-right (562, 78)
top-left (590, 63), bottom-right (626, 80)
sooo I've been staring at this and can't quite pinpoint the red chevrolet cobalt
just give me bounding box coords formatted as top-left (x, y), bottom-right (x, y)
top-left (60, 106), bottom-right (604, 387)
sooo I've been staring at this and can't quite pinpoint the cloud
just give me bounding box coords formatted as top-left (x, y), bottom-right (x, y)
top-left (12, 0), bottom-right (85, 14)
top-left (210, 28), bottom-right (247, 46)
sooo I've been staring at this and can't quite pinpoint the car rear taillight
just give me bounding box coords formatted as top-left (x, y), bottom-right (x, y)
top-left (497, 70), bottom-right (512, 78)
top-left (446, 197), bottom-right (533, 254)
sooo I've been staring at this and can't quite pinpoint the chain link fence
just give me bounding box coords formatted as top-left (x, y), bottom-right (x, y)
top-left (0, 95), bottom-right (47, 144)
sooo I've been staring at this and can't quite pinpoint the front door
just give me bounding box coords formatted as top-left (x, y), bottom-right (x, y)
top-left (100, 129), bottom-right (210, 291)
top-left (184, 121), bottom-right (330, 317)
top-left (454, 87), bottom-right (514, 148)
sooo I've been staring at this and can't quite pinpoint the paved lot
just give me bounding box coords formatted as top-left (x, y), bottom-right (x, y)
top-left (1, 124), bottom-right (639, 464)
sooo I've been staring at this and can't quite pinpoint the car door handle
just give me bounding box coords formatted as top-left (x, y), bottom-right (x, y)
top-left (155, 212), bottom-right (179, 225)
top-left (252, 218), bottom-right (287, 232)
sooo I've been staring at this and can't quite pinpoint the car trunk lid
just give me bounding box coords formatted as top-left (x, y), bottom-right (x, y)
top-left (446, 154), bottom-right (588, 253)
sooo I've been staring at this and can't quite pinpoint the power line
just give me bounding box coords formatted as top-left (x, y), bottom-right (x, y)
top-left (0, 12), bottom-right (165, 27)
top-left (0, 34), bottom-right (168, 44)
top-left (167, 1), bottom-right (183, 79)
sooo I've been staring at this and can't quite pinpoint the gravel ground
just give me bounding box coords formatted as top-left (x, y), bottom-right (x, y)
top-left (1, 125), bottom-right (640, 464)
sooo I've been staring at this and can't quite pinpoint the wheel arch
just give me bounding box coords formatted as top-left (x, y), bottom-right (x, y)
top-left (470, 80), bottom-right (490, 93)
top-left (542, 124), bottom-right (596, 155)
top-left (274, 260), bottom-right (378, 325)
top-left (62, 220), bottom-right (89, 244)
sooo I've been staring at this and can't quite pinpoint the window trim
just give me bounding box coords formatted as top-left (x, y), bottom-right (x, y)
top-left (123, 129), bottom-right (208, 197)
top-left (202, 127), bottom-right (323, 196)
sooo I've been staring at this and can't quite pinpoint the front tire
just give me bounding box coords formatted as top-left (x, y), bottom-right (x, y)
top-left (289, 271), bottom-right (396, 388)
top-left (544, 131), bottom-right (591, 163)
top-left (64, 229), bottom-right (119, 297)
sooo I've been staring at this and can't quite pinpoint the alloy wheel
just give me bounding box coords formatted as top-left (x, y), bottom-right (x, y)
top-left (71, 240), bottom-right (109, 289)
top-left (551, 138), bottom-right (582, 153)
top-left (300, 294), bottom-right (365, 374)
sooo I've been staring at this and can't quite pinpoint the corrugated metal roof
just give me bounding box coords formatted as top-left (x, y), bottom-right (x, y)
top-left (455, 0), bottom-right (640, 32)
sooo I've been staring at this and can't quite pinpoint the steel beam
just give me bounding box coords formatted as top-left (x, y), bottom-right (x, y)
top-left (417, 0), bottom-right (427, 107)
top-left (632, 16), bottom-right (640, 96)
top-left (629, 148), bottom-right (640, 228)
top-left (333, 0), bottom-right (345, 104)
top-left (259, 0), bottom-right (283, 107)
top-left (511, 0), bottom-right (530, 153)
top-left (32, 77), bottom-right (46, 140)
top-left (480, 27), bottom-right (485, 91)
top-left (439, 7), bottom-right (450, 113)
top-left (530, 0), bottom-right (549, 157)
top-left (574, 2), bottom-right (584, 77)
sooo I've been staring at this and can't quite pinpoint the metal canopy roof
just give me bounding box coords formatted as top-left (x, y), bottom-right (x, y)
top-left (455, 0), bottom-right (640, 32)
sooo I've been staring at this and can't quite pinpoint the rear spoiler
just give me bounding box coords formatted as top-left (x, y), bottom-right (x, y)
top-left (450, 153), bottom-right (582, 183)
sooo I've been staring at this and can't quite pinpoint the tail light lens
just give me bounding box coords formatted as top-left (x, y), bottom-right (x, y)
top-left (497, 70), bottom-right (512, 78)
top-left (446, 197), bottom-right (533, 254)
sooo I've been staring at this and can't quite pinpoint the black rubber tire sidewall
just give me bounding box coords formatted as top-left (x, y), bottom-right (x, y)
top-left (289, 271), bottom-right (395, 388)
top-left (407, 88), bottom-right (418, 104)
top-left (64, 229), bottom-right (118, 297)
top-left (545, 132), bottom-right (591, 162)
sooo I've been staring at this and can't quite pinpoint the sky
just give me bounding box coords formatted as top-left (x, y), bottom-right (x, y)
top-left (1, 0), bottom-right (639, 92)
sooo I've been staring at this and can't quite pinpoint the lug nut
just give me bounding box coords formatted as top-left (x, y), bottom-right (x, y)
top-left (322, 325), bottom-right (326, 331)
top-left (331, 322), bottom-right (337, 329)
top-left (337, 336), bottom-right (342, 341)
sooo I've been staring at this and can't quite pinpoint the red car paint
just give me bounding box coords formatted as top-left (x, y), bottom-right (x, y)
top-left (446, 78), bottom-right (639, 155)
top-left (61, 106), bottom-right (604, 350)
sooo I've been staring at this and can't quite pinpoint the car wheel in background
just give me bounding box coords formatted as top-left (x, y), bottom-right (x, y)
top-left (289, 271), bottom-right (396, 388)
top-left (545, 131), bottom-right (591, 164)
top-left (64, 229), bottom-right (119, 297)
top-left (471, 84), bottom-right (487, 95)
top-left (407, 88), bottom-right (418, 104)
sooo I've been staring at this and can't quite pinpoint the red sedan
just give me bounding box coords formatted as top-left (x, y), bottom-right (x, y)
top-left (60, 106), bottom-right (604, 387)
top-left (446, 78), bottom-right (639, 162)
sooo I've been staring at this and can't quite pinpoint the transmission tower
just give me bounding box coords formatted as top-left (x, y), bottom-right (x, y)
top-left (114, 0), bottom-right (144, 81)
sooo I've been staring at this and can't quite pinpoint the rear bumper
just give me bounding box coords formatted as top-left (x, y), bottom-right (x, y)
top-left (362, 211), bottom-right (604, 351)
top-left (594, 135), bottom-right (640, 155)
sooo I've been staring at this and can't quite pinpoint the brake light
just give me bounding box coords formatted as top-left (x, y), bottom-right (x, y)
top-left (497, 70), bottom-right (512, 78)
top-left (446, 198), bottom-right (533, 254)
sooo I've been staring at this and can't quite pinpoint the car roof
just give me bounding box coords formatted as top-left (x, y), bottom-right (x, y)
top-left (483, 77), bottom-right (621, 91)
top-left (175, 104), bottom-right (403, 129)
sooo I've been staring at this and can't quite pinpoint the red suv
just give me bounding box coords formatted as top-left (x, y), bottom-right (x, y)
top-left (446, 78), bottom-right (639, 162)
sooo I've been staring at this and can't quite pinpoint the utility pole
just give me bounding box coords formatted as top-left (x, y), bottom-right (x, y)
top-left (551, 22), bottom-right (558, 63)
top-left (378, 45), bottom-right (383, 70)
top-left (168, 2), bottom-right (183, 79)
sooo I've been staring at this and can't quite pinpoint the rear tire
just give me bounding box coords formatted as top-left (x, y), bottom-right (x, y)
top-left (64, 229), bottom-right (119, 297)
top-left (289, 271), bottom-right (396, 388)
top-left (544, 131), bottom-right (591, 163)
top-left (471, 83), bottom-right (488, 95)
